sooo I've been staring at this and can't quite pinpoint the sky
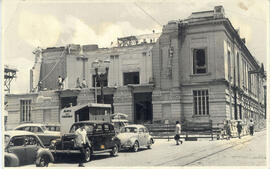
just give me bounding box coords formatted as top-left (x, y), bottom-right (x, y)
top-left (2, 0), bottom-right (269, 94)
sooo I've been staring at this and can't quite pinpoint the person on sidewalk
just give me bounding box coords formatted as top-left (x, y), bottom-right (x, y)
top-left (175, 121), bottom-right (183, 145)
top-left (249, 119), bottom-right (254, 136)
top-left (75, 125), bottom-right (88, 167)
top-left (224, 120), bottom-right (231, 140)
top-left (236, 121), bottom-right (242, 139)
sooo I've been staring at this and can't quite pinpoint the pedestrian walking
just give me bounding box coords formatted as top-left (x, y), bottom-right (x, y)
top-left (249, 119), bottom-right (254, 136)
top-left (75, 125), bottom-right (88, 167)
top-left (174, 121), bottom-right (183, 145)
top-left (236, 121), bottom-right (242, 139)
top-left (224, 120), bottom-right (231, 140)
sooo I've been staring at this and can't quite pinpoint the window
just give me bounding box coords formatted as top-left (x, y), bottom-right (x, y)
top-left (193, 90), bottom-right (209, 115)
top-left (103, 124), bottom-right (110, 132)
top-left (109, 124), bottom-right (114, 131)
top-left (84, 125), bottom-right (94, 133)
top-left (227, 51), bottom-right (231, 80)
top-left (30, 126), bottom-right (43, 133)
top-left (25, 135), bottom-right (38, 145)
top-left (92, 74), bottom-right (108, 87)
top-left (10, 136), bottom-right (25, 147)
top-left (123, 72), bottom-right (139, 85)
top-left (193, 49), bottom-right (207, 74)
top-left (95, 124), bottom-right (103, 133)
top-left (144, 127), bottom-right (149, 133)
top-left (237, 53), bottom-right (240, 86)
top-left (20, 100), bottom-right (31, 122)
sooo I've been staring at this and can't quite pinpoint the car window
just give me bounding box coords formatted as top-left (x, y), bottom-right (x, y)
top-left (95, 124), bottom-right (103, 133)
top-left (120, 127), bottom-right (138, 133)
top-left (30, 126), bottom-right (42, 133)
top-left (103, 124), bottom-right (110, 132)
top-left (24, 126), bottom-right (31, 131)
top-left (4, 135), bottom-right (10, 146)
top-left (46, 126), bottom-right (60, 131)
top-left (25, 135), bottom-right (38, 145)
top-left (84, 125), bottom-right (94, 133)
top-left (16, 127), bottom-right (24, 131)
top-left (70, 124), bottom-right (82, 133)
top-left (139, 128), bottom-right (144, 133)
top-left (144, 127), bottom-right (149, 133)
top-left (41, 126), bottom-right (47, 131)
top-left (9, 136), bottom-right (25, 147)
top-left (109, 124), bottom-right (115, 131)
top-left (17, 126), bottom-right (30, 131)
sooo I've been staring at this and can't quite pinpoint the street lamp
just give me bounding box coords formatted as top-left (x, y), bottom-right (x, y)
top-left (92, 59), bottom-right (110, 104)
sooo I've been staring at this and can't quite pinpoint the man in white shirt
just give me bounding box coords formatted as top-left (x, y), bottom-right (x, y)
top-left (75, 125), bottom-right (88, 167)
top-left (175, 121), bottom-right (183, 145)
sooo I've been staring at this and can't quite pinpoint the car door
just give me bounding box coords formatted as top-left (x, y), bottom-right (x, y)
top-left (103, 123), bottom-right (114, 149)
top-left (24, 135), bottom-right (39, 164)
top-left (7, 136), bottom-right (26, 165)
top-left (144, 127), bottom-right (150, 144)
top-left (138, 127), bottom-right (146, 146)
top-left (92, 124), bottom-right (105, 151)
top-left (31, 126), bottom-right (48, 146)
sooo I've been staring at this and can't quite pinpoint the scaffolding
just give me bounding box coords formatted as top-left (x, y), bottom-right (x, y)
top-left (4, 65), bottom-right (18, 93)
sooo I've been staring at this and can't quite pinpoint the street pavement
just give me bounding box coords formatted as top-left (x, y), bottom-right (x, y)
top-left (23, 130), bottom-right (267, 167)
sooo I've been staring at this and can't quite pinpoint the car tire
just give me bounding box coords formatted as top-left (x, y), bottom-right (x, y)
top-left (147, 139), bottom-right (153, 149)
top-left (110, 144), bottom-right (119, 157)
top-left (4, 158), bottom-right (10, 167)
top-left (84, 147), bottom-right (92, 162)
top-left (132, 141), bottom-right (139, 152)
top-left (36, 155), bottom-right (50, 167)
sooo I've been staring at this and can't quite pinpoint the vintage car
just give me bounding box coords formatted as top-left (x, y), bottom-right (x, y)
top-left (117, 124), bottom-right (154, 152)
top-left (50, 121), bottom-right (121, 162)
top-left (4, 130), bottom-right (54, 167)
top-left (14, 123), bottom-right (60, 146)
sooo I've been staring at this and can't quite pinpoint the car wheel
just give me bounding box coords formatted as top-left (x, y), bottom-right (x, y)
top-left (4, 158), bottom-right (10, 167)
top-left (84, 147), bottom-right (91, 162)
top-left (147, 139), bottom-right (153, 149)
top-left (110, 144), bottom-right (119, 157)
top-left (132, 141), bottom-right (139, 152)
top-left (36, 155), bottom-right (50, 167)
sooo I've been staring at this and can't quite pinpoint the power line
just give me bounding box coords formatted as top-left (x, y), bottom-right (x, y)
top-left (134, 2), bottom-right (163, 27)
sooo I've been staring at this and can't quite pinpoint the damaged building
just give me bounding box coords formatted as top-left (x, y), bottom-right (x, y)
top-left (5, 6), bottom-right (266, 131)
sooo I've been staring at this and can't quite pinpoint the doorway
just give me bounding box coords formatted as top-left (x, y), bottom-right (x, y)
top-left (134, 92), bottom-right (152, 124)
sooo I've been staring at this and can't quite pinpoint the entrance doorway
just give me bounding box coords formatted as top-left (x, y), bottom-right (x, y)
top-left (134, 92), bottom-right (152, 124)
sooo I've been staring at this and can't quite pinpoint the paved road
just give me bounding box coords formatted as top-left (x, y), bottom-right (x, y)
top-left (23, 130), bottom-right (267, 167)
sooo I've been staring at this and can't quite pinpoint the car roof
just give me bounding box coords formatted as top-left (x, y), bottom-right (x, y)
top-left (45, 124), bottom-right (60, 126)
top-left (14, 123), bottom-right (46, 129)
top-left (5, 130), bottom-right (37, 137)
top-left (124, 124), bottom-right (146, 128)
top-left (73, 120), bottom-right (111, 125)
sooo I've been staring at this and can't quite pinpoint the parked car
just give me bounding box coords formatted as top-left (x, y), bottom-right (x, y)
top-left (111, 119), bottom-right (129, 133)
top-left (49, 121), bottom-right (121, 162)
top-left (4, 130), bottom-right (54, 167)
top-left (117, 124), bottom-right (154, 152)
top-left (14, 123), bottom-right (60, 146)
top-left (45, 123), bottom-right (60, 132)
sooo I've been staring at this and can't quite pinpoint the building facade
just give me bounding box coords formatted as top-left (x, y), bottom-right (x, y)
top-left (5, 6), bottom-right (266, 131)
